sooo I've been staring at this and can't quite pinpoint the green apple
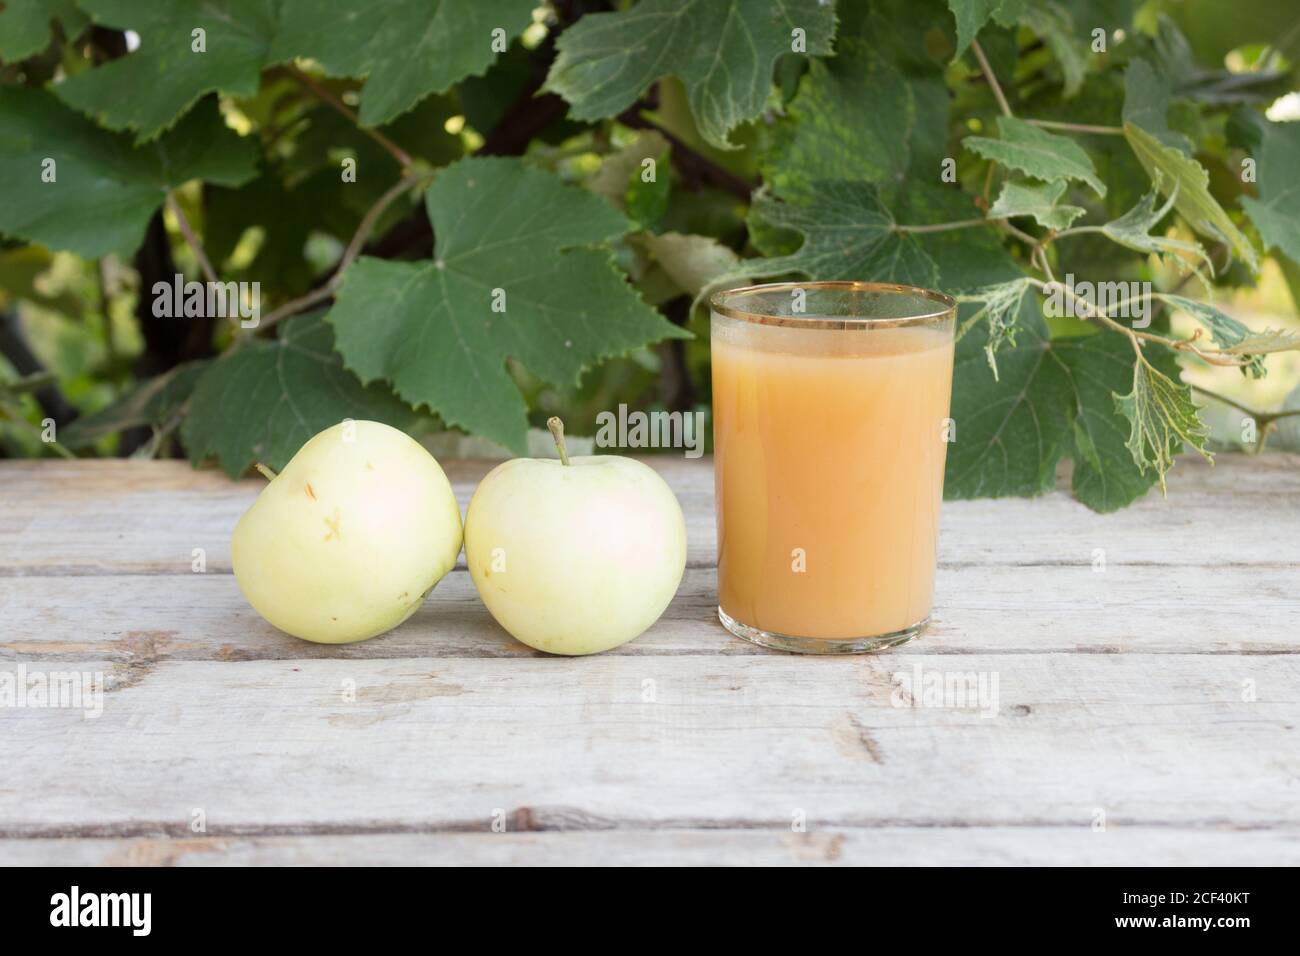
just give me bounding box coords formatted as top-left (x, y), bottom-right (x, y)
top-left (464, 418), bottom-right (686, 655)
top-left (232, 420), bottom-right (463, 644)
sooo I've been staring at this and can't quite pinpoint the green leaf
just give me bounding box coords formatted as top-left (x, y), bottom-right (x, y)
top-left (544, 0), bottom-right (837, 150)
top-left (1019, 1), bottom-right (1087, 97)
top-left (0, 88), bottom-right (256, 258)
top-left (1240, 119), bottom-right (1300, 266)
top-left (988, 179), bottom-right (1086, 230)
top-left (271, 0), bottom-right (535, 127)
top-left (1097, 180), bottom-right (1213, 283)
top-left (55, 0), bottom-right (277, 142)
top-left (946, 299), bottom-right (1168, 511)
top-left (1122, 122), bottom-right (1259, 271)
top-left (1122, 59), bottom-right (1192, 153)
top-left (0, 0), bottom-right (86, 62)
top-left (762, 44), bottom-right (915, 193)
top-left (945, 301), bottom-right (1071, 500)
top-left (55, 0), bottom-right (531, 139)
top-left (589, 131), bottom-right (671, 227)
top-left (630, 231), bottom-right (744, 305)
top-left (946, 0), bottom-right (1026, 57)
top-left (61, 361), bottom-right (209, 449)
top-left (953, 277), bottom-right (1035, 378)
top-left (735, 182), bottom-right (938, 287)
top-left (1153, 293), bottom-right (1300, 376)
top-left (1113, 349), bottom-right (1212, 492)
top-left (181, 312), bottom-right (418, 478)
top-left (965, 116), bottom-right (1106, 197)
top-left (325, 157), bottom-right (686, 454)
top-left (904, 186), bottom-right (1025, 289)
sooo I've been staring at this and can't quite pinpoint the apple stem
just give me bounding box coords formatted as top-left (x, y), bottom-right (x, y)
top-left (254, 463), bottom-right (278, 481)
top-left (546, 416), bottom-right (570, 466)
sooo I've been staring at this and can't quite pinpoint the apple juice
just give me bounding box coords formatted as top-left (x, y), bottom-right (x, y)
top-left (710, 282), bottom-right (956, 653)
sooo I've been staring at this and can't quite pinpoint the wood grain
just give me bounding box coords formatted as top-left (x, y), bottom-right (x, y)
top-left (4, 827), bottom-right (1297, 866)
top-left (1, 655), bottom-right (1295, 830)
top-left (1, 454), bottom-right (1297, 865)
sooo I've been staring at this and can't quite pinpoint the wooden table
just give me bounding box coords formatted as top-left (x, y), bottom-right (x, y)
top-left (1, 455), bottom-right (1297, 866)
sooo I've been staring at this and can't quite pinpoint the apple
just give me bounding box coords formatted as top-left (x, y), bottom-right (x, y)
top-left (232, 420), bottom-right (463, 644)
top-left (464, 418), bottom-right (686, 655)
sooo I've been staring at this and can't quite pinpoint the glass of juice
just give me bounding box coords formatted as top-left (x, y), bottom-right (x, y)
top-left (710, 281), bottom-right (957, 654)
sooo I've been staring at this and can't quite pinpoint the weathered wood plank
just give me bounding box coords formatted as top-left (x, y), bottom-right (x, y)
top-left (1, 655), bottom-right (1295, 835)
top-left (3, 455), bottom-right (1299, 576)
top-left (3, 456), bottom-right (1296, 864)
top-left (3, 826), bottom-right (1296, 866)
top-left (3, 563), bottom-right (1297, 662)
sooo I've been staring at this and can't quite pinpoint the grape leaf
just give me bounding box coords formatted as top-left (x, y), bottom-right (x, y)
top-left (965, 116), bottom-right (1106, 197)
top-left (182, 312), bottom-right (418, 478)
top-left (1113, 349), bottom-right (1212, 492)
top-left (946, 0), bottom-right (1026, 57)
top-left (589, 131), bottom-right (671, 227)
top-left (0, 0), bottom-right (86, 61)
top-left (734, 182), bottom-right (938, 288)
top-left (270, 0), bottom-right (534, 127)
top-left (55, 0), bottom-right (277, 142)
top-left (1062, 333), bottom-right (1181, 513)
top-left (324, 157), bottom-right (686, 455)
top-left (902, 186), bottom-right (1024, 289)
top-left (544, 0), bottom-right (837, 149)
top-left (1019, 1), bottom-right (1087, 97)
top-left (946, 299), bottom-right (1168, 511)
top-left (630, 231), bottom-right (744, 306)
top-left (61, 361), bottom-right (209, 449)
top-left (761, 43), bottom-right (915, 193)
top-left (1097, 180), bottom-right (1213, 284)
top-left (1123, 122), bottom-right (1259, 271)
top-left (55, 0), bottom-right (531, 140)
top-left (1153, 293), bottom-right (1300, 376)
top-left (1240, 119), bottom-right (1300, 266)
top-left (953, 277), bottom-right (1035, 377)
top-left (633, 232), bottom-right (742, 295)
top-left (0, 88), bottom-right (257, 258)
top-left (1122, 59), bottom-right (1192, 153)
top-left (988, 179), bottom-right (1086, 230)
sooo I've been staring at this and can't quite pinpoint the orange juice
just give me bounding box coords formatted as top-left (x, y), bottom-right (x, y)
top-left (711, 283), bottom-right (955, 653)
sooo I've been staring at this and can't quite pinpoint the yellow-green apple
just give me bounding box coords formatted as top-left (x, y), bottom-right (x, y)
top-left (464, 418), bottom-right (686, 655)
top-left (232, 420), bottom-right (463, 643)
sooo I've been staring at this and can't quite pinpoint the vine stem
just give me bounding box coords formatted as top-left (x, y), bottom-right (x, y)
top-left (894, 217), bottom-right (989, 234)
top-left (1025, 118), bottom-right (1124, 135)
top-left (165, 193), bottom-right (218, 285)
top-left (1025, 279), bottom-right (1256, 368)
top-left (282, 64), bottom-right (413, 169)
top-left (251, 170), bottom-right (432, 335)
top-left (0, 404), bottom-right (76, 458)
top-left (970, 39), bottom-right (1012, 117)
top-left (1192, 383), bottom-right (1300, 422)
top-left (1191, 383), bottom-right (1300, 453)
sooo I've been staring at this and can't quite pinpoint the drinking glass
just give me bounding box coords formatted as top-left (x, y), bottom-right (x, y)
top-left (710, 281), bottom-right (957, 654)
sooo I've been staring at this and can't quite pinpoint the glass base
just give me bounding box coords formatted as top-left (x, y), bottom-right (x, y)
top-left (718, 606), bottom-right (927, 655)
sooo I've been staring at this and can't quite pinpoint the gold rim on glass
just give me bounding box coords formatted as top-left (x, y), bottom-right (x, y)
top-left (710, 280), bottom-right (956, 330)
